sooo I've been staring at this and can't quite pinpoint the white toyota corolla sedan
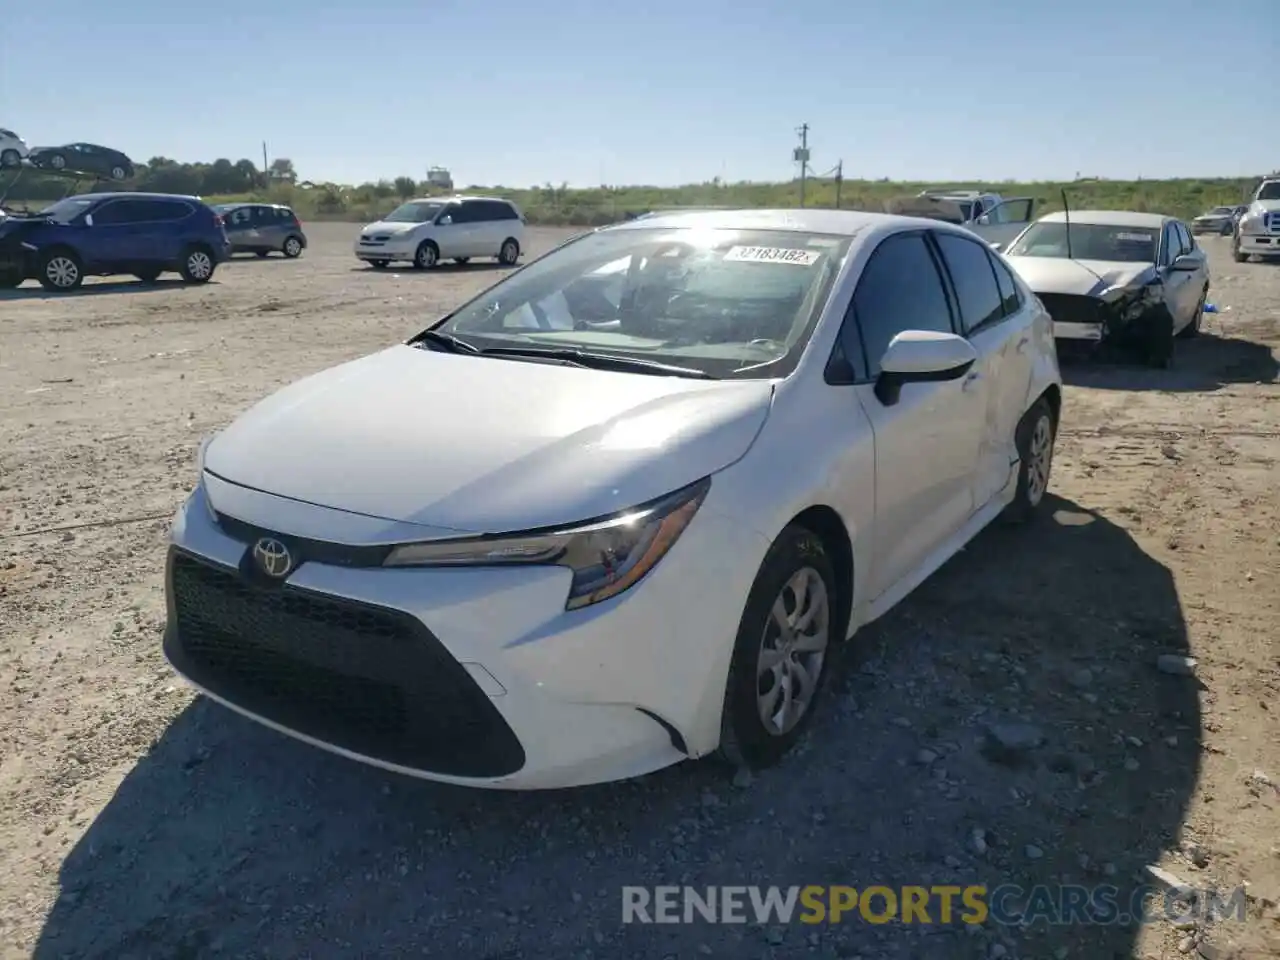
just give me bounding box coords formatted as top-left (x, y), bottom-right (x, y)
top-left (165, 209), bottom-right (1062, 790)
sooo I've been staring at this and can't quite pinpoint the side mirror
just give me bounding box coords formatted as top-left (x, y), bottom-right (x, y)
top-left (875, 331), bottom-right (978, 406)
top-left (1171, 254), bottom-right (1199, 271)
top-left (990, 241), bottom-right (1004, 252)
top-left (437, 215), bottom-right (453, 225)
top-left (83, 214), bottom-right (94, 227)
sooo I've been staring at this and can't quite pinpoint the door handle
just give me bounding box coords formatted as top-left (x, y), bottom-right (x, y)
top-left (962, 371), bottom-right (982, 391)
top-left (1016, 335), bottom-right (1030, 352)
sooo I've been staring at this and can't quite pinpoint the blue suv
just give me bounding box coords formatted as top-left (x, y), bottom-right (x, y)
top-left (0, 192), bottom-right (232, 291)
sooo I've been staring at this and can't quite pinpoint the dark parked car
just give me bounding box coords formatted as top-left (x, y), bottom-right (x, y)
top-left (213, 202), bottom-right (307, 257)
top-left (27, 143), bottom-right (135, 181)
top-left (0, 192), bottom-right (232, 291)
top-left (1190, 204), bottom-right (1249, 236)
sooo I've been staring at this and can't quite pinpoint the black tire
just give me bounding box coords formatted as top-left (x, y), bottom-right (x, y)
top-left (255, 250), bottom-right (270, 258)
top-left (454, 257), bottom-right (470, 265)
top-left (1001, 397), bottom-right (1056, 525)
top-left (370, 260), bottom-right (389, 270)
top-left (717, 525), bottom-right (839, 772)
top-left (498, 238), bottom-right (520, 265)
top-left (413, 241), bottom-right (439, 269)
top-left (135, 269), bottom-right (162, 283)
top-left (282, 235), bottom-right (303, 258)
top-left (1233, 242), bottom-right (1248, 263)
top-left (48, 153), bottom-right (66, 170)
top-left (0, 149), bottom-right (19, 168)
top-left (1178, 289), bottom-right (1206, 339)
top-left (37, 249), bottom-right (83, 291)
top-left (1141, 303), bottom-right (1176, 368)
top-left (110, 165), bottom-right (127, 181)
top-left (179, 245), bottom-right (216, 284)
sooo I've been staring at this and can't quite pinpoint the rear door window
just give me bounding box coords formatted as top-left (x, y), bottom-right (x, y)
top-left (934, 232), bottom-right (1006, 334)
top-left (92, 199), bottom-right (147, 225)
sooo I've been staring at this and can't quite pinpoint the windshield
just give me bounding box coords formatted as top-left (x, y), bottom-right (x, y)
top-left (385, 201), bottom-right (444, 223)
top-left (1005, 222), bottom-right (1157, 263)
top-left (38, 197), bottom-right (96, 224)
top-left (1255, 182), bottom-right (1280, 201)
top-left (430, 227), bottom-right (852, 380)
top-left (1207, 206), bottom-right (1232, 215)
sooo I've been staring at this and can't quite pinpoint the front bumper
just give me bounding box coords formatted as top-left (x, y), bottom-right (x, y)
top-left (1238, 233), bottom-right (1280, 256)
top-left (354, 240), bottom-right (417, 261)
top-left (162, 478), bottom-right (767, 789)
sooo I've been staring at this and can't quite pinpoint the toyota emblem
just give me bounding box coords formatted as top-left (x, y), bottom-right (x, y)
top-left (252, 537), bottom-right (293, 578)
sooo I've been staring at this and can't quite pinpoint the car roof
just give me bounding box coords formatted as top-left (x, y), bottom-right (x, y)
top-left (600, 207), bottom-right (948, 238)
top-left (69, 192), bottom-right (203, 202)
top-left (1035, 210), bottom-right (1171, 228)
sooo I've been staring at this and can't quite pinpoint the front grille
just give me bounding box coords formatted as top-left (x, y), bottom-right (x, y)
top-left (1037, 293), bottom-right (1106, 326)
top-left (164, 549), bottom-right (526, 777)
top-left (1265, 213), bottom-right (1280, 235)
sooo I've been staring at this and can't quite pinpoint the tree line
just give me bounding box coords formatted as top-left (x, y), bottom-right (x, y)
top-left (1, 154), bottom-right (1265, 226)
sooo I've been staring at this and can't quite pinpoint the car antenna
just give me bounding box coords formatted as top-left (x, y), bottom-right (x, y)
top-left (1061, 188), bottom-right (1073, 260)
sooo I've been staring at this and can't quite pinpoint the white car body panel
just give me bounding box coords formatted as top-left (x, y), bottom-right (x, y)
top-left (169, 208), bottom-right (1063, 789)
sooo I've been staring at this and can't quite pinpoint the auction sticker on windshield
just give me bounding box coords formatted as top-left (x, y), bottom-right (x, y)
top-left (1115, 232), bottom-right (1154, 242)
top-left (723, 246), bottom-right (821, 265)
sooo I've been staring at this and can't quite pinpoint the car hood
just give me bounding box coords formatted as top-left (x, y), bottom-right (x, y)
top-left (1194, 213), bottom-right (1230, 221)
top-left (203, 344), bottom-right (775, 534)
top-left (1247, 199), bottom-right (1280, 214)
top-left (1003, 256), bottom-right (1153, 297)
top-left (361, 220), bottom-right (423, 236)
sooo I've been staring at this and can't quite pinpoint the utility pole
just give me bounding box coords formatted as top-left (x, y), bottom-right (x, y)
top-left (834, 160), bottom-right (843, 209)
top-left (794, 124), bottom-right (810, 207)
top-left (262, 142), bottom-right (269, 187)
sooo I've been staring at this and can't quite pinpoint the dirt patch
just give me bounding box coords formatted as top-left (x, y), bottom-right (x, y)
top-left (1, 226), bottom-right (1277, 959)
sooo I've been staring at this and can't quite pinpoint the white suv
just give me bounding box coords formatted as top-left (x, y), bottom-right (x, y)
top-left (0, 128), bottom-right (30, 168)
top-left (355, 195), bottom-right (525, 270)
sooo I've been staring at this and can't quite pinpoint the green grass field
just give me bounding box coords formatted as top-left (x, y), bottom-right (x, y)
top-left (198, 175), bottom-right (1260, 226)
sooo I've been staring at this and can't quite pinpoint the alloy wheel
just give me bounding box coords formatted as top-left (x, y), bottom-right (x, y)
top-left (756, 567), bottom-right (830, 736)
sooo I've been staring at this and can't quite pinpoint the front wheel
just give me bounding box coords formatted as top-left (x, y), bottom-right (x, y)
top-left (38, 250), bottom-right (83, 291)
top-left (48, 153), bottom-right (67, 170)
top-left (180, 246), bottom-right (215, 283)
top-left (1233, 242), bottom-right (1248, 263)
top-left (413, 241), bottom-right (439, 269)
top-left (1001, 397), bottom-right (1056, 524)
top-left (1139, 303), bottom-right (1176, 368)
top-left (0, 149), bottom-right (19, 168)
top-left (717, 525), bottom-right (838, 772)
top-left (110, 166), bottom-right (127, 181)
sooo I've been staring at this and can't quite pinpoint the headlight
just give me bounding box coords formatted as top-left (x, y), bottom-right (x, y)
top-left (1240, 213), bottom-right (1265, 232)
top-left (383, 477), bottom-right (710, 610)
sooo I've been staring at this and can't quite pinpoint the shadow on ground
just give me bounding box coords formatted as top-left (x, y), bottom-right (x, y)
top-left (1061, 330), bottom-right (1279, 392)
top-left (0, 278), bottom-right (204, 300)
top-left (35, 495), bottom-right (1199, 959)
top-left (351, 261), bottom-right (515, 276)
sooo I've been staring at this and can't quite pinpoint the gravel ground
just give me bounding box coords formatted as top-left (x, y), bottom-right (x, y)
top-left (1, 224), bottom-right (1278, 960)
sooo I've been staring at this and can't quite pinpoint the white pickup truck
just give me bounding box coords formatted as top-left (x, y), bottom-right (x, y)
top-left (1233, 177), bottom-right (1280, 263)
top-left (884, 188), bottom-right (1037, 249)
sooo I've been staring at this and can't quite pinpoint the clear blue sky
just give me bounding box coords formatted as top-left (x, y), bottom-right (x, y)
top-left (2, 0), bottom-right (1276, 188)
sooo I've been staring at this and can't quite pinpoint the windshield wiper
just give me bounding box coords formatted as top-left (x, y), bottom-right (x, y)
top-left (413, 330), bottom-right (480, 354)
top-left (477, 346), bottom-right (716, 379)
